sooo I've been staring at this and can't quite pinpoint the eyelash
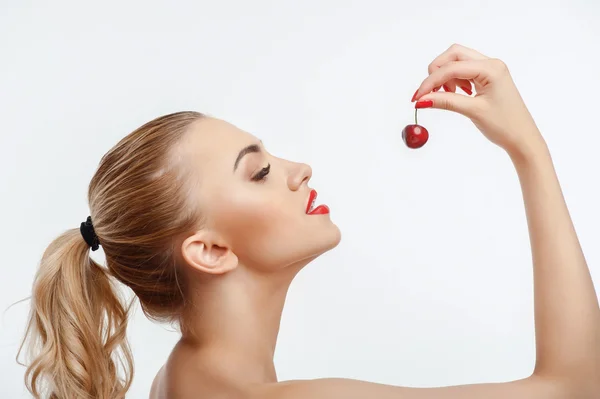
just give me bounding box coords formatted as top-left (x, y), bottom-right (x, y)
top-left (251, 163), bottom-right (271, 182)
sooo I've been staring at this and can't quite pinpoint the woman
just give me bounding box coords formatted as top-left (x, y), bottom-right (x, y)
top-left (18, 44), bottom-right (599, 398)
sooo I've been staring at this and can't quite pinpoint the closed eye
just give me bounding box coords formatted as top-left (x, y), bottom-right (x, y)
top-left (252, 164), bottom-right (270, 182)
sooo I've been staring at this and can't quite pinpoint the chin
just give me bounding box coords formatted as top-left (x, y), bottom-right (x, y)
top-left (244, 227), bottom-right (342, 274)
top-left (283, 223), bottom-right (342, 272)
top-left (328, 222), bottom-right (342, 249)
top-left (308, 221), bottom-right (342, 259)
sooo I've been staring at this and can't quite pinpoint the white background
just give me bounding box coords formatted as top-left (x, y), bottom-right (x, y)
top-left (1, 0), bottom-right (599, 397)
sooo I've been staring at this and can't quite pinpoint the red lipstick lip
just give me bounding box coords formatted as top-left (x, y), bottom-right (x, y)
top-left (306, 189), bottom-right (317, 214)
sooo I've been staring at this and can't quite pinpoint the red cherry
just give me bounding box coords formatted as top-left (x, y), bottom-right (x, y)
top-left (402, 106), bottom-right (429, 148)
top-left (402, 124), bottom-right (429, 149)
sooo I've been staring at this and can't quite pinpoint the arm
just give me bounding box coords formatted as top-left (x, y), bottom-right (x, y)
top-left (252, 141), bottom-right (597, 399)
top-left (511, 142), bottom-right (600, 383)
top-left (249, 44), bottom-right (600, 399)
top-left (253, 374), bottom-right (563, 399)
top-left (407, 44), bottom-right (600, 390)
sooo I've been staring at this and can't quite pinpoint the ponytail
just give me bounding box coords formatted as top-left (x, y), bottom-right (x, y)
top-left (17, 228), bottom-right (134, 399)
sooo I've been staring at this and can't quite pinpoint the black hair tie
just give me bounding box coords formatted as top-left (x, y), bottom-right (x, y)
top-left (80, 216), bottom-right (100, 251)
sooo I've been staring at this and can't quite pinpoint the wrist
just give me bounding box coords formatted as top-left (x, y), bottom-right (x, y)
top-left (507, 131), bottom-right (550, 168)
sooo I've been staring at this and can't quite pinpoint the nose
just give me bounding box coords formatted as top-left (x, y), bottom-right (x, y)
top-left (287, 161), bottom-right (312, 191)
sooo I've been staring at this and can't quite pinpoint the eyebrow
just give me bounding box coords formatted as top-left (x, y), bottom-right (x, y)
top-left (233, 142), bottom-right (262, 171)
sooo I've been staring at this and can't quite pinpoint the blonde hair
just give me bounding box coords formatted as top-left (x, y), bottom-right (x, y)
top-left (17, 111), bottom-right (205, 399)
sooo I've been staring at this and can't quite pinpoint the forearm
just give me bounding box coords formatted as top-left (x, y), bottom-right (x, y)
top-left (510, 136), bottom-right (600, 381)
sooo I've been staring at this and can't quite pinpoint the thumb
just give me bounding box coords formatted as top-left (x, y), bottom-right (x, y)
top-left (417, 92), bottom-right (478, 119)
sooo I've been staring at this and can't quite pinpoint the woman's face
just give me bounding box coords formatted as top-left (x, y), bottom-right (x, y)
top-left (178, 117), bottom-right (341, 273)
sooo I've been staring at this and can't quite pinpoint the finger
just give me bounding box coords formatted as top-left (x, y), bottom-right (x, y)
top-left (456, 79), bottom-right (472, 95)
top-left (414, 60), bottom-right (487, 101)
top-left (414, 45), bottom-right (487, 102)
top-left (427, 43), bottom-right (489, 75)
top-left (427, 44), bottom-right (485, 96)
top-left (415, 92), bottom-right (480, 119)
top-left (443, 81), bottom-right (456, 93)
top-left (445, 79), bottom-right (474, 96)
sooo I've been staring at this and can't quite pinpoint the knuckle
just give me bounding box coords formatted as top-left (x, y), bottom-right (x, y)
top-left (488, 58), bottom-right (509, 75)
top-left (439, 98), bottom-right (453, 111)
top-left (427, 62), bottom-right (436, 74)
top-left (449, 43), bottom-right (462, 51)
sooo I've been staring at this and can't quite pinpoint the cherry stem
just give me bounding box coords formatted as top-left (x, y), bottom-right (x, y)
top-left (414, 108), bottom-right (418, 125)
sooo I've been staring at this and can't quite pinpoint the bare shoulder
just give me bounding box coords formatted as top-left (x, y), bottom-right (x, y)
top-left (246, 375), bottom-right (576, 399)
top-left (149, 365), bottom-right (165, 399)
top-left (150, 341), bottom-right (247, 399)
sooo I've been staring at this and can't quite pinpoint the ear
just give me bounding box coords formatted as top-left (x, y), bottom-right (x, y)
top-left (181, 231), bottom-right (238, 275)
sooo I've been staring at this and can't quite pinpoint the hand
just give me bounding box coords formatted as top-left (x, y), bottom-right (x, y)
top-left (412, 44), bottom-right (546, 159)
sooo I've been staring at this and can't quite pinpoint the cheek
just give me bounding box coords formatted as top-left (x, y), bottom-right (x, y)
top-left (212, 194), bottom-right (299, 262)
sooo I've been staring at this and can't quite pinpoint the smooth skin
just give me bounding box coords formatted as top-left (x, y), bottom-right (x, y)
top-left (151, 44), bottom-right (600, 398)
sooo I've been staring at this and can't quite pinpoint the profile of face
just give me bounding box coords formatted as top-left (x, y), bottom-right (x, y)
top-left (177, 117), bottom-right (341, 277)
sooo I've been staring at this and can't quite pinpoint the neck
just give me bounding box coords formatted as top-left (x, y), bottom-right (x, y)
top-left (181, 263), bottom-right (302, 383)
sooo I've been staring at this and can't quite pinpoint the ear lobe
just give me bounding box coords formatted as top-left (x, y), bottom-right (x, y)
top-left (181, 233), bottom-right (238, 275)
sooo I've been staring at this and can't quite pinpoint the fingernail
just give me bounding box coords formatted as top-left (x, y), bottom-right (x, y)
top-left (460, 85), bottom-right (472, 95)
top-left (415, 100), bottom-right (433, 109)
top-left (443, 84), bottom-right (451, 92)
top-left (411, 89), bottom-right (419, 102)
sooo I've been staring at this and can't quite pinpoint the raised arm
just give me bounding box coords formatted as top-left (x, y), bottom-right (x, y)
top-left (413, 45), bottom-right (600, 389)
top-left (512, 139), bottom-right (600, 384)
top-left (249, 44), bottom-right (600, 399)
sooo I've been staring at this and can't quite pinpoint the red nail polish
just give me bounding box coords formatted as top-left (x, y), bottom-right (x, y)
top-left (443, 84), bottom-right (451, 92)
top-left (411, 89), bottom-right (419, 102)
top-left (433, 86), bottom-right (441, 92)
top-left (415, 100), bottom-right (433, 109)
top-left (460, 85), bottom-right (472, 95)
